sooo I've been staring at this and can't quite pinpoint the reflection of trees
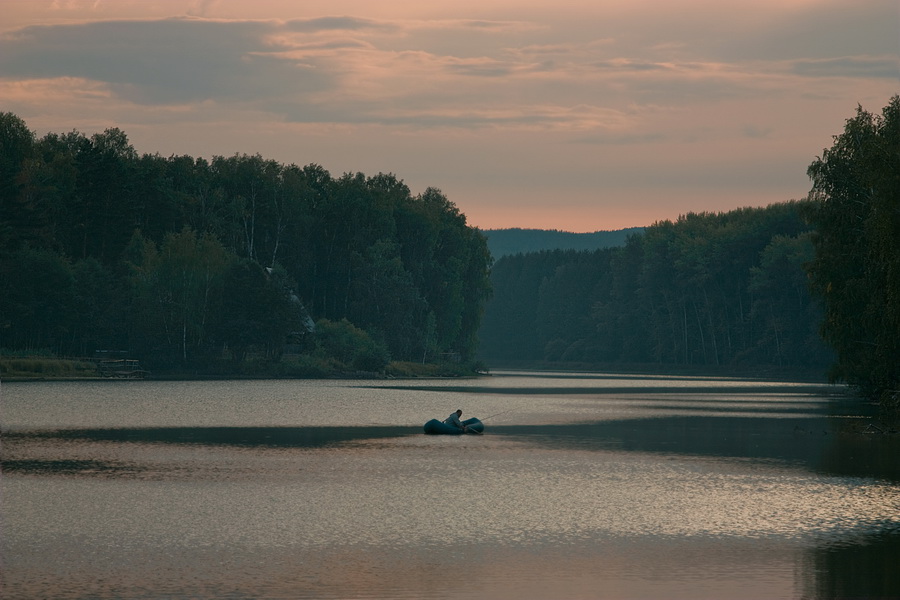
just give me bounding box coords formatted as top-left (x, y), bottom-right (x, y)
top-left (818, 425), bottom-right (900, 482)
top-left (803, 531), bottom-right (900, 599)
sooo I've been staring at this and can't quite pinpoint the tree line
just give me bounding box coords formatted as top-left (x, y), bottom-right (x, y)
top-left (2, 97), bottom-right (897, 398)
top-left (480, 96), bottom-right (900, 407)
top-left (0, 113), bottom-right (492, 374)
top-left (478, 201), bottom-right (833, 372)
top-left (482, 227), bottom-right (644, 259)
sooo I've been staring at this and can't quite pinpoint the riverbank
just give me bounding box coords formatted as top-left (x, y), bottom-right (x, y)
top-left (0, 356), bottom-right (486, 382)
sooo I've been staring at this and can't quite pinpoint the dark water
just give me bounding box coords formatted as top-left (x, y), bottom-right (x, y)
top-left (2, 372), bottom-right (899, 599)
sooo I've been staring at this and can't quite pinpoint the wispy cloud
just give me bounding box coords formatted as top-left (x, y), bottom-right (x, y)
top-left (281, 16), bottom-right (394, 33)
top-left (0, 18), bottom-right (333, 104)
top-left (790, 56), bottom-right (900, 79)
top-left (1, 1), bottom-right (896, 231)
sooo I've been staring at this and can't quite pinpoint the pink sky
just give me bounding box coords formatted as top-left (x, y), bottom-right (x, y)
top-left (2, 0), bottom-right (897, 231)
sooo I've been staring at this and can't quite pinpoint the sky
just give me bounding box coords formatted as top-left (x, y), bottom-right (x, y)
top-left (1, 1), bottom-right (897, 232)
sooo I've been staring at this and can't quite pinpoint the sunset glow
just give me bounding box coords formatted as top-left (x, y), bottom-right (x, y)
top-left (2, 0), bottom-right (897, 231)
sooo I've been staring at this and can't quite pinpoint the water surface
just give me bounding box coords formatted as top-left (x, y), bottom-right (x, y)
top-left (3, 372), bottom-right (899, 599)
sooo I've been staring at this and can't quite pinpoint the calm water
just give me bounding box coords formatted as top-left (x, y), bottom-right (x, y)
top-left (2, 372), bottom-right (899, 599)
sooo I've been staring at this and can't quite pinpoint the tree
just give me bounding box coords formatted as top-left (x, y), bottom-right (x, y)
top-left (1, 114), bottom-right (494, 374)
top-left (71, 257), bottom-right (129, 355)
top-left (0, 246), bottom-right (76, 352)
top-left (350, 238), bottom-right (427, 359)
top-left (131, 228), bottom-right (232, 364)
top-left (748, 234), bottom-right (829, 366)
top-left (215, 259), bottom-right (303, 363)
top-left (0, 113), bottom-right (37, 252)
top-left (479, 202), bottom-right (829, 372)
top-left (804, 96), bottom-right (900, 404)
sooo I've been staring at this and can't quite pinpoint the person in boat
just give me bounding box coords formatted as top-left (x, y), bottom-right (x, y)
top-left (444, 409), bottom-right (467, 432)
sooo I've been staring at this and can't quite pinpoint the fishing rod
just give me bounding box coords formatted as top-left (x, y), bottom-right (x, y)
top-left (480, 409), bottom-right (512, 421)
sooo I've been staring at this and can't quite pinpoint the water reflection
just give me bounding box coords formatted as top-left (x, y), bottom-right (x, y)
top-left (491, 416), bottom-right (900, 482)
top-left (806, 531), bottom-right (900, 599)
top-left (8, 425), bottom-right (420, 449)
top-left (3, 375), bottom-right (900, 600)
top-left (9, 409), bottom-right (898, 482)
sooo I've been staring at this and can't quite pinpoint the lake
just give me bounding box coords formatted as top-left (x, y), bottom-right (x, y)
top-left (2, 371), bottom-right (899, 599)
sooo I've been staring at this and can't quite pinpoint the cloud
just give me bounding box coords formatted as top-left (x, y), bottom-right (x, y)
top-left (2, 2), bottom-right (894, 232)
top-left (790, 56), bottom-right (900, 80)
top-left (2, 8), bottom-right (894, 129)
top-left (571, 132), bottom-right (666, 146)
top-left (0, 18), bottom-right (333, 105)
top-left (282, 16), bottom-right (394, 33)
top-left (444, 57), bottom-right (518, 78)
top-left (704, 0), bottom-right (899, 62)
top-left (592, 58), bottom-right (678, 72)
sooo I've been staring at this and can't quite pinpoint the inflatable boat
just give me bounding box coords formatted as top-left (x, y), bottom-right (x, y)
top-left (423, 417), bottom-right (484, 435)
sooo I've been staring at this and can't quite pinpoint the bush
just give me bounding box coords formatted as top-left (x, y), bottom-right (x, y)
top-left (313, 318), bottom-right (390, 372)
top-left (385, 360), bottom-right (487, 377)
top-left (278, 355), bottom-right (339, 378)
top-left (385, 361), bottom-right (441, 377)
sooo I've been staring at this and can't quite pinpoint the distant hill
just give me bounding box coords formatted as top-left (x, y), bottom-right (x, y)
top-left (482, 227), bottom-right (644, 259)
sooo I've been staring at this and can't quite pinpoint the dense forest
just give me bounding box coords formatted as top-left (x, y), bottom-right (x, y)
top-left (482, 227), bottom-right (643, 259)
top-left (0, 113), bottom-right (492, 375)
top-left (478, 201), bottom-right (833, 372)
top-left (2, 97), bottom-right (898, 402)
top-left (481, 96), bottom-right (900, 407)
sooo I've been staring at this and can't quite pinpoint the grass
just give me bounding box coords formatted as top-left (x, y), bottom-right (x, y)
top-left (1, 357), bottom-right (98, 379)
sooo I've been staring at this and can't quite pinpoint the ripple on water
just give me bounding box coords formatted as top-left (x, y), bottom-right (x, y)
top-left (3, 375), bottom-right (897, 600)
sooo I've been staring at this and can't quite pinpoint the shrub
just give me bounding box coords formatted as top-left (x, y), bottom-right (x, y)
top-left (313, 318), bottom-right (390, 372)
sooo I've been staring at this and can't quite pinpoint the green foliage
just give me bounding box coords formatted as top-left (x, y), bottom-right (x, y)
top-left (480, 203), bottom-right (831, 373)
top-left (804, 96), bottom-right (900, 403)
top-left (385, 359), bottom-right (487, 377)
top-left (216, 259), bottom-right (303, 363)
top-left (71, 257), bottom-right (129, 356)
top-left (129, 228), bottom-right (232, 365)
top-left (0, 113), bottom-right (38, 252)
top-left (479, 250), bottom-right (581, 361)
top-left (0, 245), bottom-right (76, 352)
top-left (748, 233), bottom-right (829, 367)
top-left (483, 227), bottom-right (642, 259)
top-left (312, 318), bottom-right (390, 372)
top-left (276, 354), bottom-right (337, 378)
top-left (0, 116), bottom-right (492, 375)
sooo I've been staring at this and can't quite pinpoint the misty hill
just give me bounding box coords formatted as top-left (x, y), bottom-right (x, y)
top-left (482, 227), bottom-right (644, 259)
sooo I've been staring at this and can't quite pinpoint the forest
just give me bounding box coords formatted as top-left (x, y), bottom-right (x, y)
top-left (478, 202), bottom-right (833, 372)
top-left (482, 227), bottom-right (644, 259)
top-left (480, 96), bottom-right (900, 407)
top-left (1, 96), bottom-right (898, 403)
top-left (0, 113), bottom-right (492, 376)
